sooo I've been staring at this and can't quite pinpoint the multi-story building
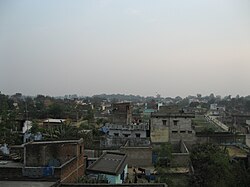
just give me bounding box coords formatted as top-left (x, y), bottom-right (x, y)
top-left (150, 106), bottom-right (195, 145)
top-left (111, 102), bottom-right (132, 125)
top-left (105, 123), bottom-right (149, 138)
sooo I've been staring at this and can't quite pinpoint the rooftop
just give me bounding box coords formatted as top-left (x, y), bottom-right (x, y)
top-left (0, 181), bottom-right (57, 187)
top-left (151, 113), bottom-right (195, 118)
top-left (0, 160), bottom-right (23, 168)
top-left (61, 184), bottom-right (167, 187)
top-left (87, 152), bottom-right (127, 175)
top-left (43, 119), bottom-right (66, 123)
top-left (25, 138), bottom-right (83, 145)
top-left (226, 146), bottom-right (248, 158)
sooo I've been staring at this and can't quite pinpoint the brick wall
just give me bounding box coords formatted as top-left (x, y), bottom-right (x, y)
top-left (24, 140), bottom-right (85, 182)
top-left (57, 144), bottom-right (76, 163)
top-left (59, 143), bottom-right (85, 183)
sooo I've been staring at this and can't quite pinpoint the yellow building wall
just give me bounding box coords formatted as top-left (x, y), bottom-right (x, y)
top-left (151, 127), bottom-right (169, 143)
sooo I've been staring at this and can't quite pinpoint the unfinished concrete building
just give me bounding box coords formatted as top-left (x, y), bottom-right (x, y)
top-left (111, 102), bottom-right (132, 125)
top-left (0, 139), bottom-right (85, 183)
top-left (101, 102), bottom-right (150, 148)
top-left (150, 106), bottom-right (195, 145)
top-left (105, 123), bottom-right (150, 138)
top-left (120, 139), bottom-right (152, 167)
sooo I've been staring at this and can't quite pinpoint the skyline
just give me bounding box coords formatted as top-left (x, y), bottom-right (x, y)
top-left (0, 0), bottom-right (250, 97)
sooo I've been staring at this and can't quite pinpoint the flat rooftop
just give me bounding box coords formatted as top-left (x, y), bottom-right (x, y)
top-left (25, 138), bottom-right (83, 145)
top-left (151, 113), bottom-right (195, 118)
top-left (0, 160), bottom-right (23, 168)
top-left (43, 119), bottom-right (66, 123)
top-left (61, 184), bottom-right (167, 187)
top-left (0, 181), bottom-right (57, 187)
top-left (226, 146), bottom-right (248, 158)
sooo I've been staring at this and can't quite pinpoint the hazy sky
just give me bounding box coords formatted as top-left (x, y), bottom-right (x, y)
top-left (0, 0), bottom-right (250, 97)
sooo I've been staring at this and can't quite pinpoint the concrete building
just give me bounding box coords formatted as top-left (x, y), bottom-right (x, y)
top-left (105, 123), bottom-right (149, 138)
top-left (0, 139), bottom-right (85, 183)
top-left (101, 123), bottom-right (150, 149)
top-left (120, 139), bottom-right (152, 167)
top-left (43, 119), bottom-right (66, 129)
top-left (150, 106), bottom-right (195, 145)
top-left (87, 152), bottom-right (128, 184)
top-left (111, 102), bottom-right (132, 125)
top-left (210, 104), bottom-right (225, 115)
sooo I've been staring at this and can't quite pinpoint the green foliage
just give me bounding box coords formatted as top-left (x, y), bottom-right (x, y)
top-left (177, 98), bottom-right (189, 108)
top-left (43, 122), bottom-right (78, 140)
top-left (154, 143), bottom-right (173, 184)
top-left (83, 109), bottom-right (94, 121)
top-left (96, 118), bottom-right (108, 125)
top-left (48, 103), bottom-right (63, 118)
top-left (190, 143), bottom-right (250, 187)
top-left (30, 121), bottom-right (41, 134)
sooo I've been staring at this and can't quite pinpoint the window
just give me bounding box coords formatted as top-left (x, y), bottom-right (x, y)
top-left (135, 133), bottom-right (141, 138)
top-left (173, 120), bottom-right (178, 126)
top-left (114, 133), bottom-right (119, 137)
top-left (188, 131), bottom-right (192, 134)
top-left (123, 134), bottom-right (129, 137)
top-left (172, 131), bottom-right (178, 134)
top-left (180, 130), bottom-right (186, 133)
top-left (80, 146), bottom-right (82, 154)
top-left (162, 120), bottom-right (167, 125)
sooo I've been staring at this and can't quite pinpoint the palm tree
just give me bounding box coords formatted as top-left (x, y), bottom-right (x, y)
top-left (44, 121), bottom-right (78, 140)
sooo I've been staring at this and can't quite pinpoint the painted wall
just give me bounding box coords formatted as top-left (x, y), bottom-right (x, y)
top-left (150, 117), bottom-right (169, 143)
top-left (104, 164), bottom-right (128, 184)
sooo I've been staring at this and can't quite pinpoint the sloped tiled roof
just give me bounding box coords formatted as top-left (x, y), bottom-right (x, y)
top-left (87, 152), bottom-right (127, 175)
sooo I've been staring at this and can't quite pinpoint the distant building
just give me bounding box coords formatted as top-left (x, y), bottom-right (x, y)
top-left (105, 123), bottom-right (150, 138)
top-left (43, 119), bottom-right (66, 128)
top-left (143, 109), bottom-right (157, 122)
top-left (210, 104), bottom-right (225, 115)
top-left (111, 102), bottom-right (132, 125)
top-left (87, 152), bottom-right (128, 184)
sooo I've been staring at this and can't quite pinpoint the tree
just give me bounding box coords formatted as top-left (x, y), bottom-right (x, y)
top-left (43, 121), bottom-right (77, 140)
top-left (154, 143), bottom-right (173, 184)
top-left (190, 143), bottom-right (250, 187)
top-left (48, 103), bottom-right (63, 118)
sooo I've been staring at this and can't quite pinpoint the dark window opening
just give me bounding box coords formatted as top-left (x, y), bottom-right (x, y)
top-left (114, 133), bottom-right (119, 137)
top-left (188, 131), bottom-right (192, 134)
top-left (162, 120), bottom-right (167, 125)
top-left (180, 130), bottom-right (186, 133)
top-left (135, 133), bottom-right (141, 138)
top-left (123, 134), bottom-right (129, 137)
top-left (172, 131), bottom-right (178, 133)
top-left (173, 120), bottom-right (178, 126)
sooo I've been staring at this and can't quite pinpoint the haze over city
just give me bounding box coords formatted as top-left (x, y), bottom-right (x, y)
top-left (0, 0), bottom-right (250, 97)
